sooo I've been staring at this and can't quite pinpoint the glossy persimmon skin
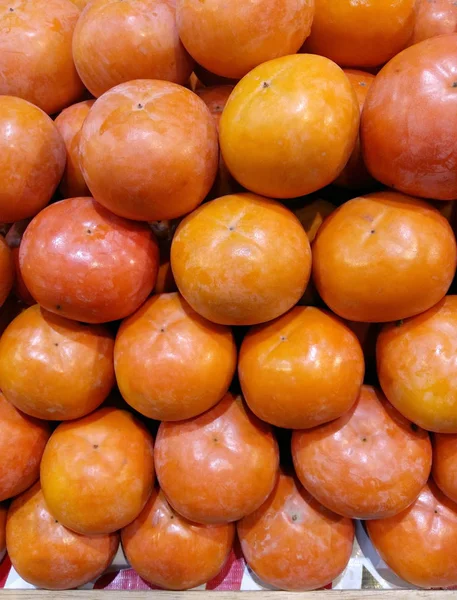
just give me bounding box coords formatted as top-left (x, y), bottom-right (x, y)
top-left (0, 392), bottom-right (50, 502)
top-left (19, 197), bottom-right (159, 324)
top-left (433, 434), bottom-right (457, 503)
top-left (219, 55), bottom-right (359, 199)
top-left (79, 79), bottom-right (218, 222)
top-left (7, 482), bottom-right (119, 590)
top-left (122, 488), bottom-right (235, 590)
top-left (302, 0), bottom-right (415, 68)
top-left (292, 386), bottom-right (432, 519)
top-left (312, 191), bottom-right (457, 323)
top-left (0, 96), bottom-right (66, 223)
top-left (41, 408), bottom-right (155, 535)
top-left (54, 100), bottom-right (95, 198)
top-left (239, 306), bottom-right (364, 429)
top-left (238, 471), bottom-right (354, 591)
top-left (334, 70), bottom-right (375, 190)
top-left (0, 0), bottom-right (85, 115)
top-left (73, 0), bottom-right (194, 98)
top-left (0, 235), bottom-right (13, 309)
top-left (362, 34), bottom-right (457, 200)
top-left (367, 481), bottom-right (457, 588)
top-left (171, 193), bottom-right (311, 326)
top-left (377, 296), bottom-right (457, 433)
top-left (0, 304), bottom-right (115, 420)
top-left (411, 0), bottom-right (457, 44)
top-left (115, 293), bottom-right (237, 421)
top-left (0, 503), bottom-right (6, 562)
top-left (155, 393), bottom-right (279, 524)
top-left (176, 0), bottom-right (314, 80)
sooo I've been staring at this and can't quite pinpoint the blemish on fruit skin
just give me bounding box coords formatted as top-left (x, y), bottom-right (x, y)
top-left (452, 82), bottom-right (457, 88)
top-left (262, 81), bottom-right (270, 89)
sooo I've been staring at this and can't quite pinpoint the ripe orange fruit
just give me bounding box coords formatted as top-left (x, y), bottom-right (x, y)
top-left (0, 503), bottom-right (6, 562)
top-left (155, 393), bottom-right (279, 524)
top-left (19, 197), bottom-right (159, 324)
top-left (0, 0), bottom-right (84, 114)
top-left (219, 54), bottom-right (359, 199)
top-left (312, 191), bottom-right (457, 322)
top-left (377, 296), bottom-right (457, 433)
top-left (0, 235), bottom-right (13, 310)
top-left (302, 0), bottom-right (415, 67)
top-left (0, 304), bottom-right (115, 420)
top-left (238, 470), bottom-right (354, 591)
top-left (54, 100), bottom-right (95, 198)
top-left (41, 407), bottom-right (155, 534)
top-left (79, 79), bottom-right (218, 221)
top-left (171, 193), bottom-right (311, 326)
top-left (361, 34), bottom-right (457, 200)
top-left (7, 482), bottom-right (119, 590)
top-left (0, 392), bottom-right (50, 502)
top-left (367, 481), bottom-right (457, 588)
top-left (196, 86), bottom-right (234, 130)
top-left (292, 386), bottom-right (432, 519)
top-left (122, 488), bottom-right (235, 590)
top-left (334, 70), bottom-right (375, 190)
top-left (433, 434), bottom-right (457, 503)
top-left (176, 0), bottom-right (314, 79)
top-left (292, 199), bottom-right (336, 244)
top-left (411, 0), bottom-right (457, 44)
top-left (115, 293), bottom-right (236, 421)
top-left (73, 0), bottom-right (194, 98)
top-left (0, 96), bottom-right (66, 223)
top-left (239, 306), bottom-right (364, 429)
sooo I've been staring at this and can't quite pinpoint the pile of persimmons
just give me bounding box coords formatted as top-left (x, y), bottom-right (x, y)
top-left (1, 0), bottom-right (457, 593)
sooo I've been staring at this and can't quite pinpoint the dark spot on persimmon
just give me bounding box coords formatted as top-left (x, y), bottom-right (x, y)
top-left (137, 103), bottom-right (144, 109)
top-left (410, 423), bottom-right (418, 432)
top-left (87, 229), bottom-right (92, 234)
top-left (8, 7), bottom-right (14, 11)
top-left (93, 444), bottom-right (99, 449)
top-left (362, 437), bottom-right (367, 442)
top-left (170, 514), bottom-right (174, 519)
top-left (396, 319), bottom-right (404, 327)
top-left (280, 336), bottom-right (287, 342)
top-left (291, 514), bottom-right (298, 522)
top-left (160, 327), bottom-right (165, 333)
top-left (213, 437), bottom-right (218, 443)
top-left (453, 82), bottom-right (457, 88)
top-left (56, 305), bottom-right (61, 310)
top-left (359, 82), bottom-right (366, 87)
top-left (370, 229), bottom-right (375, 234)
top-left (262, 81), bottom-right (270, 89)
top-left (55, 519), bottom-right (59, 523)
top-left (229, 226), bottom-right (235, 231)
top-left (54, 342), bottom-right (59, 347)
top-left (434, 509), bottom-right (438, 514)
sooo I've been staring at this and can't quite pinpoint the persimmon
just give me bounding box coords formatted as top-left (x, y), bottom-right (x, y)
top-left (0, 96), bottom-right (66, 223)
top-left (0, 0), bottom-right (84, 115)
top-left (0, 235), bottom-right (13, 310)
top-left (176, 0), bottom-right (314, 79)
top-left (377, 296), bottom-right (457, 433)
top-left (7, 482), bottom-right (119, 590)
top-left (238, 470), bottom-right (354, 591)
top-left (334, 70), bottom-right (375, 190)
top-left (0, 503), bottom-right (6, 562)
top-left (73, 0), bottom-right (194, 98)
top-left (411, 0), bottom-right (457, 44)
top-left (5, 220), bottom-right (34, 305)
top-left (292, 386), bottom-right (432, 519)
top-left (292, 199), bottom-right (336, 244)
top-left (0, 305), bottom-right (115, 420)
top-left (361, 34), bottom-right (457, 200)
top-left (171, 193), bottom-right (311, 326)
top-left (367, 481), bottom-right (457, 588)
top-left (239, 306), bottom-right (364, 429)
top-left (79, 79), bottom-right (218, 221)
top-left (219, 54), bottom-right (359, 199)
top-left (122, 488), bottom-right (235, 590)
top-left (0, 392), bottom-right (50, 502)
top-left (312, 191), bottom-right (457, 322)
top-left (433, 434), bottom-right (457, 503)
top-left (302, 0), bottom-right (415, 67)
top-left (54, 100), bottom-right (95, 198)
top-left (69, 0), bottom-right (89, 7)
top-left (115, 293), bottom-right (236, 421)
top-left (19, 197), bottom-right (159, 324)
top-left (155, 393), bottom-right (279, 524)
top-left (41, 407), bottom-right (155, 535)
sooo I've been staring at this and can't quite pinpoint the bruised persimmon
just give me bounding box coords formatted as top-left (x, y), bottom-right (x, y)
top-left (122, 488), bottom-right (235, 590)
top-left (155, 393), bottom-right (279, 524)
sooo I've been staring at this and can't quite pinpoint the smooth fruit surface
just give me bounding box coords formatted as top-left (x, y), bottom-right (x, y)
top-left (433, 434), bottom-right (457, 503)
top-left (0, 304), bottom-right (115, 420)
top-left (411, 0), bottom-right (457, 44)
top-left (41, 407), bottom-right (155, 534)
top-left (219, 54), bottom-right (359, 199)
top-left (292, 386), bottom-right (432, 519)
top-left (239, 306), bottom-right (364, 429)
top-left (122, 488), bottom-right (235, 590)
top-left (7, 482), bottom-right (119, 590)
top-left (171, 193), bottom-right (311, 326)
top-left (155, 393), bottom-right (279, 524)
top-left (312, 191), bottom-right (457, 322)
